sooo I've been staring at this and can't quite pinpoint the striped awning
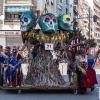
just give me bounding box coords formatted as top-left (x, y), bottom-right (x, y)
top-left (5, 6), bottom-right (30, 12)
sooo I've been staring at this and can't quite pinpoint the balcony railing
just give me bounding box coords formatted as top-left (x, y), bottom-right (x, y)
top-left (74, 0), bottom-right (78, 5)
top-left (83, 9), bottom-right (89, 15)
top-left (83, 0), bottom-right (89, 6)
top-left (5, 0), bottom-right (31, 4)
top-left (97, 19), bottom-right (100, 23)
top-left (73, 5), bottom-right (78, 12)
top-left (83, 18), bottom-right (89, 23)
top-left (95, 32), bottom-right (100, 37)
top-left (94, 23), bottom-right (100, 28)
top-left (94, 34), bottom-right (100, 39)
top-left (4, 19), bottom-right (20, 25)
top-left (94, 0), bottom-right (100, 8)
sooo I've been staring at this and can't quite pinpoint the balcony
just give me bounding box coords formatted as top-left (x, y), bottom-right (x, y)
top-left (73, 15), bottom-right (78, 23)
top-left (83, 27), bottom-right (89, 31)
top-left (94, 5), bottom-right (100, 13)
top-left (83, 18), bottom-right (89, 23)
top-left (94, 0), bottom-right (100, 8)
top-left (73, 5), bottom-right (78, 12)
top-left (94, 23), bottom-right (100, 29)
top-left (74, 0), bottom-right (78, 5)
top-left (5, 0), bottom-right (32, 4)
top-left (94, 33), bottom-right (100, 39)
top-left (83, 0), bottom-right (89, 6)
top-left (83, 9), bottom-right (89, 15)
top-left (84, 23), bottom-right (88, 27)
top-left (97, 19), bottom-right (100, 23)
top-left (4, 18), bottom-right (20, 25)
top-left (95, 29), bottom-right (100, 34)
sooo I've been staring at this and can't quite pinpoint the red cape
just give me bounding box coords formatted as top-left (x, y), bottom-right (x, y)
top-left (83, 68), bottom-right (98, 88)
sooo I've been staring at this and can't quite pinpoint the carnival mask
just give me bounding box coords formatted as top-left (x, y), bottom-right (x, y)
top-left (20, 11), bottom-right (37, 32)
top-left (57, 14), bottom-right (71, 31)
top-left (39, 13), bottom-right (58, 33)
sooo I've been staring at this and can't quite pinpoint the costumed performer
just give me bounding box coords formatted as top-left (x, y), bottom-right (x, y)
top-left (8, 46), bottom-right (23, 87)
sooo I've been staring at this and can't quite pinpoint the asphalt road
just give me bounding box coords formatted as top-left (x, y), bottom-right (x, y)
top-left (0, 69), bottom-right (100, 100)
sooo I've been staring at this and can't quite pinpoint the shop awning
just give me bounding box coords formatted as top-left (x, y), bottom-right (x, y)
top-left (5, 6), bottom-right (30, 12)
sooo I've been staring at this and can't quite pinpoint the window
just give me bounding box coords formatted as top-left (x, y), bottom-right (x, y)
top-left (70, 13), bottom-right (71, 17)
top-left (60, 0), bottom-right (62, 3)
top-left (46, 0), bottom-right (50, 5)
top-left (10, 14), bottom-right (20, 20)
top-left (19, 15), bottom-right (21, 19)
top-left (15, 15), bottom-right (19, 19)
top-left (51, 0), bottom-right (54, 5)
top-left (10, 14), bottom-right (14, 19)
top-left (66, 0), bottom-right (68, 4)
top-left (5, 12), bottom-right (22, 21)
top-left (66, 8), bottom-right (68, 14)
top-left (46, 0), bottom-right (54, 5)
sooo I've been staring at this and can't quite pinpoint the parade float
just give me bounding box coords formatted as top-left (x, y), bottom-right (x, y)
top-left (1, 7), bottom-right (98, 94)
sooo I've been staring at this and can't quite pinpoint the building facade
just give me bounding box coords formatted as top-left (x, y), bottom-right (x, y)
top-left (0, 0), bottom-right (75, 47)
top-left (73, 0), bottom-right (84, 33)
top-left (82, 0), bottom-right (89, 39)
top-left (93, 0), bottom-right (100, 45)
top-left (0, 0), bottom-right (97, 47)
top-left (56, 0), bottom-right (73, 30)
top-left (0, 0), bottom-right (36, 47)
top-left (73, 0), bottom-right (95, 40)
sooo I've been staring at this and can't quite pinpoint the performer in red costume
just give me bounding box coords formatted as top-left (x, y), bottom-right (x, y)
top-left (75, 48), bottom-right (98, 94)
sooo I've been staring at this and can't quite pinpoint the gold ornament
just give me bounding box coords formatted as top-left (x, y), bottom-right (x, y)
top-left (28, 32), bottom-right (31, 37)
top-left (41, 35), bottom-right (45, 41)
top-left (25, 32), bottom-right (28, 36)
top-left (55, 36), bottom-right (58, 41)
top-left (46, 36), bottom-right (49, 41)
top-left (58, 36), bottom-right (62, 40)
top-left (32, 33), bottom-right (34, 38)
top-left (36, 35), bottom-right (40, 40)
top-left (51, 36), bottom-right (55, 41)
top-left (63, 34), bottom-right (66, 39)
top-left (61, 34), bottom-right (66, 40)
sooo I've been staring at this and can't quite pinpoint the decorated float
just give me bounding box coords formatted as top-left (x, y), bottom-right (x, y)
top-left (1, 7), bottom-right (98, 94)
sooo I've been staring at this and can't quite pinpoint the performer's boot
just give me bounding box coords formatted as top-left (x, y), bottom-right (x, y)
top-left (91, 86), bottom-right (94, 92)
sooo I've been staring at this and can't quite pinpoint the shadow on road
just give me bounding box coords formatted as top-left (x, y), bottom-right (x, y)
top-left (3, 89), bottom-right (74, 94)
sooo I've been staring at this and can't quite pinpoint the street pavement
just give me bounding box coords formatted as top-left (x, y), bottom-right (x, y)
top-left (0, 68), bottom-right (100, 100)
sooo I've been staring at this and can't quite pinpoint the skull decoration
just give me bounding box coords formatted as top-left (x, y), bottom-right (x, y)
top-left (39, 13), bottom-right (58, 33)
top-left (20, 11), bottom-right (37, 32)
top-left (57, 14), bottom-right (71, 31)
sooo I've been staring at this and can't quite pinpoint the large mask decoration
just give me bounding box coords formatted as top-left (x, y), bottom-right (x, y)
top-left (57, 14), bottom-right (71, 31)
top-left (39, 13), bottom-right (58, 33)
top-left (20, 11), bottom-right (37, 32)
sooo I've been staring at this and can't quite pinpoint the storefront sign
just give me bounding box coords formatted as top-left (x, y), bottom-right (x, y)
top-left (0, 31), bottom-right (21, 35)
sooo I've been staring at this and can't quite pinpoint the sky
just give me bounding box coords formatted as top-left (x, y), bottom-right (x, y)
top-left (87, 0), bottom-right (93, 9)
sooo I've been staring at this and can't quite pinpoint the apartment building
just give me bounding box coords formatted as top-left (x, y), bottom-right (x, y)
top-left (0, 0), bottom-right (59, 47)
top-left (56, 0), bottom-right (73, 30)
top-left (0, 0), bottom-right (75, 47)
top-left (82, 0), bottom-right (89, 39)
top-left (93, 0), bottom-right (100, 45)
top-left (73, 0), bottom-right (93, 39)
top-left (73, 0), bottom-right (84, 33)
top-left (0, 0), bottom-right (36, 47)
top-left (90, 9), bottom-right (94, 39)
